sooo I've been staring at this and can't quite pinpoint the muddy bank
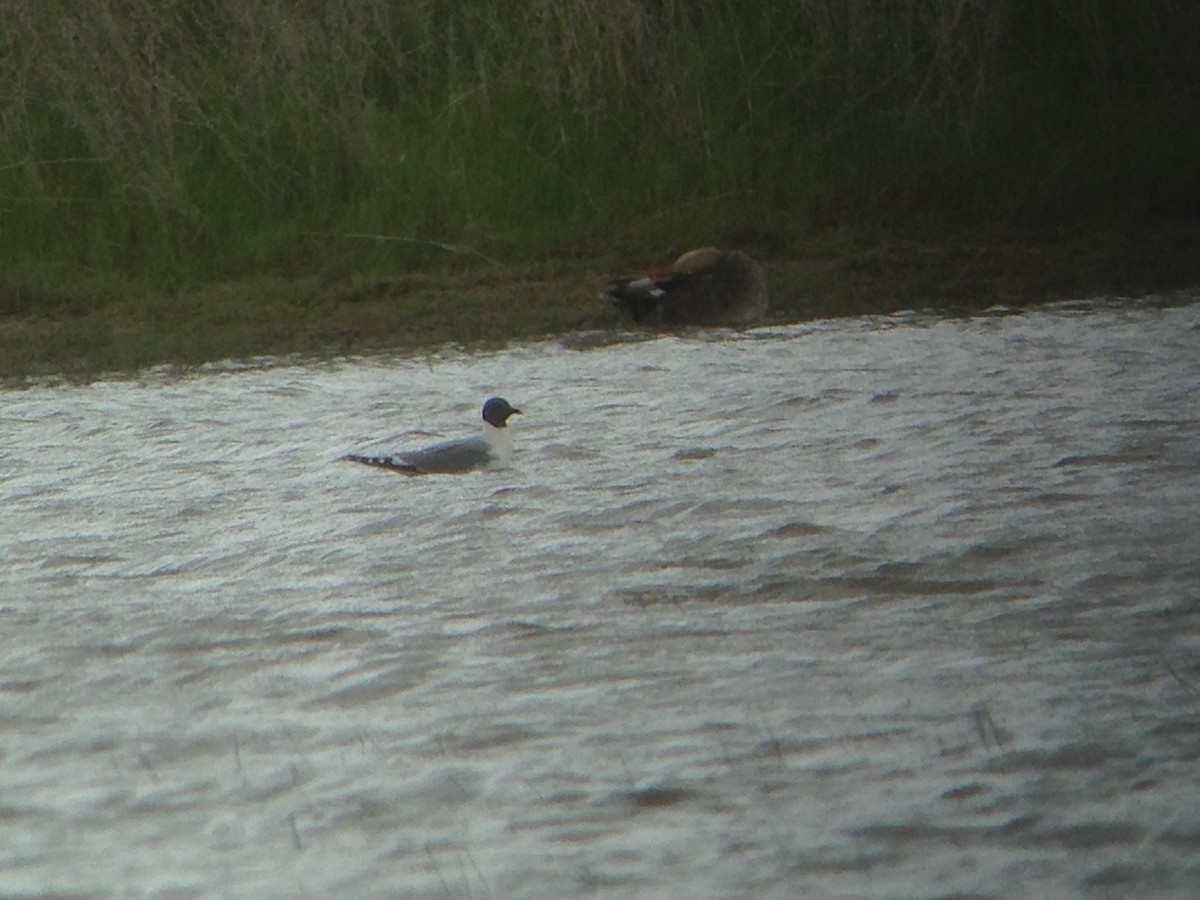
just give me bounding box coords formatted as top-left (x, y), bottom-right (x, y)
top-left (3, 223), bottom-right (1198, 385)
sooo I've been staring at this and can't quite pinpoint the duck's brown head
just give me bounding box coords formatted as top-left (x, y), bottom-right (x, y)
top-left (671, 247), bottom-right (722, 275)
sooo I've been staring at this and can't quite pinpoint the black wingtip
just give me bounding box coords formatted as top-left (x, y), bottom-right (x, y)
top-left (341, 453), bottom-right (420, 475)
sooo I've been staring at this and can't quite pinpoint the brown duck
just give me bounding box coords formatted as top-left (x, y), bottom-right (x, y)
top-left (605, 247), bottom-right (769, 327)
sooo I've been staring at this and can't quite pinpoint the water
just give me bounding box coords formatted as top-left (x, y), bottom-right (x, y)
top-left (2, 298), bottom-right (1199, 898)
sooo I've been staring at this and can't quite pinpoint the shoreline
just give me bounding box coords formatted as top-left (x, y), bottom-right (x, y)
top-left (3, 223), bottom-right (1199, 386)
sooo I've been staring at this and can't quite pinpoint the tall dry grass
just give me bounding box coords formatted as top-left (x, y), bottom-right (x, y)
top-left (0, 0), bottom-right (1196, 285)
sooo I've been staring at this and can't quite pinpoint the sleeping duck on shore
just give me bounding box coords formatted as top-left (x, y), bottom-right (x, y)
top-left (604, 247), bottom-right (769, 327)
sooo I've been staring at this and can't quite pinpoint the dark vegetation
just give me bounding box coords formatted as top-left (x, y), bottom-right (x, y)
top-left (2, 0), bottom-right (1198, 380)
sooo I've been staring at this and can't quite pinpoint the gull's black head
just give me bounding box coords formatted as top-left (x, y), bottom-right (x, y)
top-left (481, 397), bottom-right (522, 428)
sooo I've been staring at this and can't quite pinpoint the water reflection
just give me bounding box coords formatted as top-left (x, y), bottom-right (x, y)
top-left (1, 298), bottom-right (1199, 897)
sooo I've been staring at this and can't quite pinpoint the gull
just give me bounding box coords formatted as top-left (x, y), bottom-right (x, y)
top-left (605, 247), bottom-right (769, 327)
top-left (342, 397), bottom-right (522, 475)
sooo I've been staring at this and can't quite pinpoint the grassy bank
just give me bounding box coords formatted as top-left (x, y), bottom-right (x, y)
top-left (5, 223), bottom-right (1199, 385)
top-left (1, 1), bottom-right (1198, 380)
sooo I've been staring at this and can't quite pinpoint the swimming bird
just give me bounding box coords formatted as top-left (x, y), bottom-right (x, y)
top-left (342, 397), bottom-right (522, 475)
top-left (605, 247), bottom-right (769, 327)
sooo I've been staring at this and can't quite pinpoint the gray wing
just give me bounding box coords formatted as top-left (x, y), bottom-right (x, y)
top-left (393, 435), bottom-right (495, 474)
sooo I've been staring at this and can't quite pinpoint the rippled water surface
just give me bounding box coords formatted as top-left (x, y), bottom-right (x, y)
top-left (3, 299), bottom-right (1200, 898)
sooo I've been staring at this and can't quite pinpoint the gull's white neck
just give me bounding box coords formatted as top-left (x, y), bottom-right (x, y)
top-left (482, 421), bottom-right (514, 467)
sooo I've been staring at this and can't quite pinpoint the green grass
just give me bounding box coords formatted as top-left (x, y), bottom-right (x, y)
top-left (5, 223), bottom-right (1200, 385)
top-left (1, 1), bottom-right (1198, 380)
